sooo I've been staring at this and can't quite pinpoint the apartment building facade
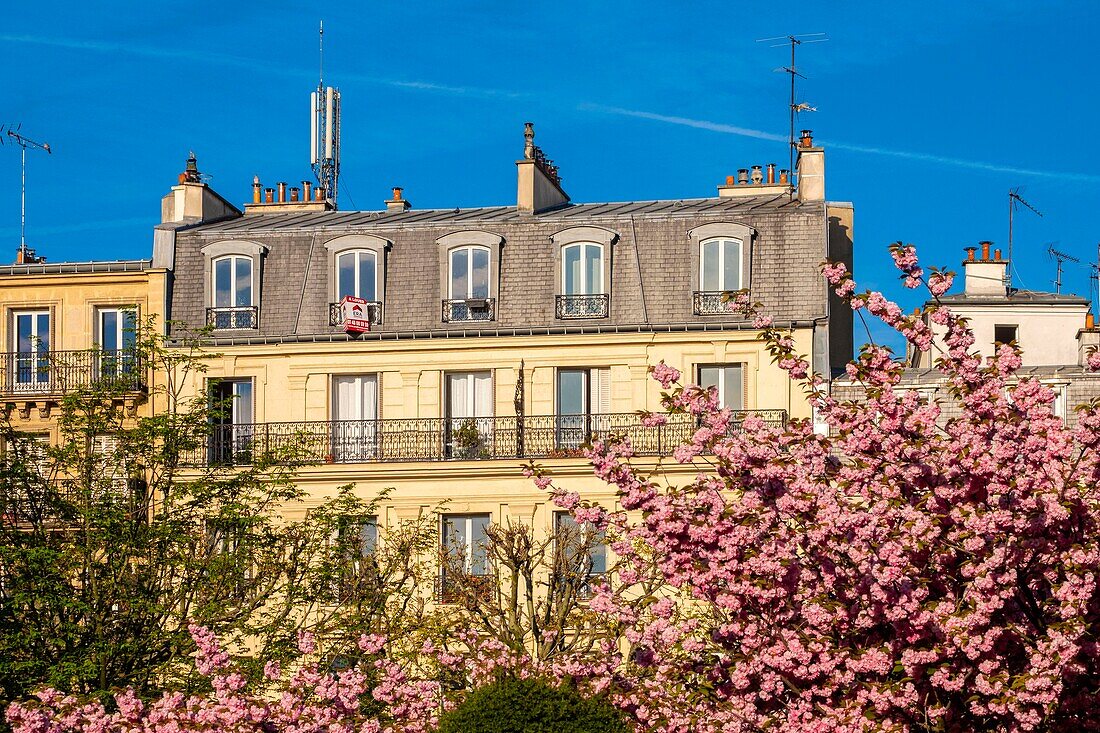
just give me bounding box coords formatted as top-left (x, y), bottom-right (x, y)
top-left (152, 126), bottom-right (853, 574)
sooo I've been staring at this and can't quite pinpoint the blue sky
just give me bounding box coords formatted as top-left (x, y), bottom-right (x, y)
top-left (1, 1), bottom-right (1097, 349)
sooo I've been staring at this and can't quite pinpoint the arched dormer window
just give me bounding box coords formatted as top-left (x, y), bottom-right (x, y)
top-left (325, 234), bottom-right (390, 328)
top-left (437, 231), bottom-right (504, 323)
top-left (551, 226), bottom-right (617, 320)
top-left (201, 240), bottom-right (266, 330)
top-left (688, 222), bottom-right (755, 316)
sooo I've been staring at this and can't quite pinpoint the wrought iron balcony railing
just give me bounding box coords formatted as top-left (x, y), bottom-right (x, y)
top-left (329, 301), bottom-right (383, 328)
top-left (692, 291), bottom-right (734, 316)
top-left (556, 294), bottom-right (609, 320)
top-left (0, 349), bottom-right (144, 396)
top-left (207, 306), bottom-right (259, 330)
top-left (185, 410), bottom-right (788, 467)
top-left (442, 298), bottom-right (495, 323)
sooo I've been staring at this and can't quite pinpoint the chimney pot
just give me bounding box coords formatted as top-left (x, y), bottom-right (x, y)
top-left (302, 180), bottom-right (312, 201)
top-left (1088, 312), bottom-right (1096, 330)
top-left (800, 129), bottom-right (814, 148)
top-left (750, 165), bottom-right (763, 185)
top-left (290, 187), bottom-right (300, 202)
top-left (393, 186), bottom-right (403, 201)
top-left (725, 175), bottom-right (735, 186)
top-left (965, 246), bottom-right (977, 261)
top-left (277, 181), bottom-right (287, 203)
top-left (994, 248), bottom-right (1002, 261)
top-left (252, 176), bottom-right (262, 204)
top-left (264, 188), bottom-right (274, 204)
top-left (737, 169), bottom-right (749, 185)
top-left (766, 163), bottom-right (776, 184)
top-left (980, 241), bottom-right (992, 261)
top-left (779, 169), bottom-right (789, 184)
top-left (315, 186), bottom-right (325, 201)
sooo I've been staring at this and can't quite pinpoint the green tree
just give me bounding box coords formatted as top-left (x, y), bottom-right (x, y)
top-left (437, 676), bottom-right (628, 733)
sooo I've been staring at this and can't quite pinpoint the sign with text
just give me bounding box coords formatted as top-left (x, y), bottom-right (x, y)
top-left (340, 296), bottom-right (371, 334)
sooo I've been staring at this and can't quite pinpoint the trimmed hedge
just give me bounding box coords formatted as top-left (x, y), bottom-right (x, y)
top-left (437, 676), bottom-right (628, 733)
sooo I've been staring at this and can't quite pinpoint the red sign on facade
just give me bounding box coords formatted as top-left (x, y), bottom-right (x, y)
top-left (340, 296), bottom-right (371, 334)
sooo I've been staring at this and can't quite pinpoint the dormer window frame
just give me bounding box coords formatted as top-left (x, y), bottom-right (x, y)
top-left (551, 226), bottom-right (618, 320)
top-left (688, 222), bottom-right (755, 317)
top-left (325, 234), bottom-right (391, 328)
top-left (201, 240), bottom-right (267, 330)
top-left (437, 231), bottom-right (504, 324)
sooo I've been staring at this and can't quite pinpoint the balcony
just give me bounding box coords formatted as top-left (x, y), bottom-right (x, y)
top-left (442, 298), bottom-right (495, 323)
top-left (692, 291), bottom-right (734, 316)
top-left (186, 410), bottom-right (788, 467)
top-left (0, 349), bottom-right (144, 396)
top-left (556, 294), bottom-right (609, 320)
top-left (207, 306), bottom-right (259, 330)
top-left (329, 301), bottom-right (383, 328)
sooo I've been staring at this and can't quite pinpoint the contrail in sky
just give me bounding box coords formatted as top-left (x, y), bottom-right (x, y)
top-left (585, 104), bottom-right (1100, 183)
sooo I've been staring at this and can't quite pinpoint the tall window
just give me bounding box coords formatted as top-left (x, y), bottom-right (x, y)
top-left (331, 375), bottom-right (379, 461)
top-left (209, 379), bottom-right (253, 465)
top-left (700, 238), bottom-right (742, 292)
top-left (698, 364), bottom-right (745, 410)
top-left (554, 512), bottom-right (607, 597)
top-left (440, 513), bottom-right (491, 601)
top-left (556, 368), bottom-right (610, 449)
top-left (98, 308), bottom-right (138, 379)
top-left (446, 372), bottom-right (493, 458)
top-left (336, 250), bottom-right (377, 302)
top-left (562, 243), bottom-right (604, 295)
top-left (212, 255), bottom-right (254, 328)
top-left (449, 246), bottom-right (490, 300)
top-left (12, 310), bottom-right (50, 391)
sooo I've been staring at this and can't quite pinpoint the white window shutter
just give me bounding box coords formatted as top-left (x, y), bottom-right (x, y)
top-left (591, 368), bottom-right (611, 414)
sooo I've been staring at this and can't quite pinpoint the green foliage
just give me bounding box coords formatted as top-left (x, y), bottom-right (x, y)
top-left (437, 676), bottom-right (628, 733)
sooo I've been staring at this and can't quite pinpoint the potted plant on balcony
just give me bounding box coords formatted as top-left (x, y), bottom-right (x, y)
top-left (453, 418), bottom-right (489, 460)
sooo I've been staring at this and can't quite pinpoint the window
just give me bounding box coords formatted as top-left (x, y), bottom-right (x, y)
top-left (554, 512), bottom-right (607, 598)
top-left (698, 364), bottom-right (745, 411)
top-left (994, 324), bottom-right (1018, 348)
top-left (437, 231), bottom-right (503, 323)
top-left (449, 246), bottom-right (490, 300)
top-left (700, 238), bottom-right (742, 292)
top-left (440, 513), bottom-right (491, 601)
top-left (12, 310), bottom-right (50, 391)
top-left (331, 375), bottom-right (379, 462)
top-left (556, 368), bottom-right (610, 450)
top-left (333, 515), bottom-right (379, 598)
top-left (337, 250), bottom-right (378, 302)
top-left (446, 372), bottom-right (493, 458)
top-left (97, 308), bottom-right (138, 381)
top-left (562, 243), bottom-right (604, 296)
top-left (209, 379), bottom-right (253, 465)
top-left (211, 255), bottom-right (255, 329)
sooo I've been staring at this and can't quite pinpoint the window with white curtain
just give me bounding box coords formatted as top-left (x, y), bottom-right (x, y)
top-left (445, 372), bottom-right (493, 458)
top-left (561, 242), bottom-right (604, 295)
top-left (700, 238), bottom-right (742, 292)
top-left (331, 375), bottom-right (379, 461)
top-left (697, 364), bottom-right (745, 410)
top-left (441, 513), bottom-right (491, 576)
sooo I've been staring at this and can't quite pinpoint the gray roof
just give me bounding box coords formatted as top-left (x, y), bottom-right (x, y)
top-left (186, 195), bottom-right (803, 235)
top-left (0, 259), bottom-right (153, 276)
top-left (934, 290), bottom-right (1090, 307)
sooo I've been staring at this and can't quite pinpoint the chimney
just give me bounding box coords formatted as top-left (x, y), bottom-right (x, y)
top-left (277, 181), bottom-right (287, 203)
top-left (516, 122), bottom-right (570, 214)
top-left (795, 129), bottom-right (825, 202)
top-left (1079, 313), bottom-right (1100, 366)
top-left (963, 241), bottom-right (1009, 296)
top-left (302, 180), bottom-right (312, 201)
top-left (160, 152), bottom-right (241, 224)
top-left (252, 176), bottom-right (262, 204)
top-left (385, 186), bottom-right (411, 213)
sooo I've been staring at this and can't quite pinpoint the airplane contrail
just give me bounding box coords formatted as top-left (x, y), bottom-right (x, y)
top-left (585, 104), bottom-right (1100, 183)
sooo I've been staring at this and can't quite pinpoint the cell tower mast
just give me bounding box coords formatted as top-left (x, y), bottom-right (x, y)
top-left (1, 125), bottom-right (51, 261)
top-left (310, 21), bottom-right (341, 208)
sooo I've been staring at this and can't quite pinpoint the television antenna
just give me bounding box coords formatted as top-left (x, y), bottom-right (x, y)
top-left (756, 33), bottom-right (828, 180)
top-left (310, 20), bottom-right (341, 208)
top-left (1047, 243), bottom-right (1079, 294)
top-left (1008, 187), bottom-right (1042, 287)
top-left (0, 125), bottom-right (51, 260)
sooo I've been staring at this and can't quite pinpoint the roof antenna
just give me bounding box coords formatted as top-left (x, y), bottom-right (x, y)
top-left (1047, 243), bottom-right (1079, 294)
top-left (1, 124), bottom-right (51, 262)
top-left (756, 33), bottom-right (828, 188)
top-left (1008, 187), bottom-right (1042, 289)
top-left (310, 20), bottom-right (341, 209)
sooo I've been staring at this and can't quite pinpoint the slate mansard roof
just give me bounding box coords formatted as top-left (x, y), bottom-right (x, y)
top-left (167, 193), bottom-right (840, 341)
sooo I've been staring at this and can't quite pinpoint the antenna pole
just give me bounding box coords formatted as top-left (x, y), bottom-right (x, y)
top-left (788, 36), bottom-right (797, 177)
top-left (20, 143), bottom-right (25, 250)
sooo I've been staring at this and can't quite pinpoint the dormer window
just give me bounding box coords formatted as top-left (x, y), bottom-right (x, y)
top-left (437, 231), bottom-right (504, 323)
top-left (552, 226), bottom-right (616, 320)
top-left (201, 241), bottom-right (266, 330)
top-left (689, 222), bottom-right (754, 316)
top-left (325, 234), bottom-right (389, 329)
